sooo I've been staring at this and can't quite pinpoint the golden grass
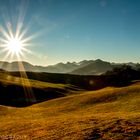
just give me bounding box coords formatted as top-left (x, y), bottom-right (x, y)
top-left (0, 82), bottom-right (139, 139)
top-left (0, 73), bottom-right (82, 94)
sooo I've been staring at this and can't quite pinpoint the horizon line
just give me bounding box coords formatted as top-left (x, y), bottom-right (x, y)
top-left (0, 59), bottom-right (140, 67)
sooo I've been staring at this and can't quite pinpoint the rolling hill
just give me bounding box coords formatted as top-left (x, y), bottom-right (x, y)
top-left (0, 69), bottom-right (139, 139)
top-left (0, 71), bottom-right (83, 107)
top-left (0, 66), bottom-right (140, 107)
top-left (0, 82), bottom-right (139, 139)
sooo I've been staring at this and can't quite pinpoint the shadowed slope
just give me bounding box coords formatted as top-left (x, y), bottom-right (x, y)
top-left (0, 69), bottom-right (139, 107)
top-left (0, 72), bottom-right (82, 107)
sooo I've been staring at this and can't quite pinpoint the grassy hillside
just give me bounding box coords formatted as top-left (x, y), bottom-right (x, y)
top-left (0, 72), bottom-right (82, 107)
top-left (0, 83), bottom-right (139, 139)
top-left (9, 64), bottom-right (140, 91)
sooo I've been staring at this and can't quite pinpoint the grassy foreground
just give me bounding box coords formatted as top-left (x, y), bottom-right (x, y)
top-left (0, 82), bottom-right (139, 139)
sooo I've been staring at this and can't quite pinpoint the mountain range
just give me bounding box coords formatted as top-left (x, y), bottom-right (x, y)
top-left (0, 59), bottom-right (140, 75)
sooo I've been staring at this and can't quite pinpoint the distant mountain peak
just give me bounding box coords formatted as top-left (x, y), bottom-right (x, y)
top-left (95, 59), bottom-right (103, 62)
top-left (0, 59), bottom-right (139, 75)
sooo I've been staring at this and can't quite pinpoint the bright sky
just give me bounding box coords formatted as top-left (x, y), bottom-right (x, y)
top-left (0, 0), bottom-right (140, 66)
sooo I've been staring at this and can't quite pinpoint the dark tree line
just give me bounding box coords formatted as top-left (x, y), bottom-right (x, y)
top-left (104, 65), bottom-right (140, 86)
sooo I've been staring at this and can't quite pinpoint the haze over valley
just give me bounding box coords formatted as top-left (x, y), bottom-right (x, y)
top-left (0, 59), bottom-right (140, 75)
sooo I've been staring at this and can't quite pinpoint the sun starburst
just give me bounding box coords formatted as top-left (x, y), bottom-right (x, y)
top-left (0, 22), bottom-right (34, 59)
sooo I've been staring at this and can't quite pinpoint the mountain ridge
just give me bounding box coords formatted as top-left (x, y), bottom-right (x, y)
top-left (0, 59), bottom-right (140, 75)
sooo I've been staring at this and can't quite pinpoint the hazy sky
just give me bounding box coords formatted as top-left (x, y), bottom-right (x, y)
top-left (0, 0), bottom-right (140, 66)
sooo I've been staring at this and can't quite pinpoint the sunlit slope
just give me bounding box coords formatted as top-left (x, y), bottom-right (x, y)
top-left (0, 72), bottom-right (78, 89)
top-left (0, 83), bottom-right (139, 139)
top-left (0, 72), bottom-right (82, 106)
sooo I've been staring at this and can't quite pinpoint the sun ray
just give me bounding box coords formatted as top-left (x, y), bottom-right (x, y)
top-left (18, 25), bottom-right (29, 40)
top-left (15, 22), bottom-right (22, 38)
top-left (16, 0), bottom-right (28, 37)
top-left (6, 22), bottom-right (14, 38)
top-left (20, 32), bottom-right (40, 44)
top-left (17, 60), bottom-right (36, 104)
top-left (0, 38), bottom-right (9, 44)
top-left (0, 25), bottom-right (11, 40)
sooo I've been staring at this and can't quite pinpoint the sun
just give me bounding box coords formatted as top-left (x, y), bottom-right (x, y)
top-left (0, 23), bottom-right (36, 59)
top-left (7, 37), bottom-right (23, 55)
